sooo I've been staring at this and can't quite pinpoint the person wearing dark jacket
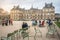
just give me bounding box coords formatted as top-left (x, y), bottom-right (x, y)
top-left (22, 22), bottom-right (28, 29)
top-left (2, 19), bottom-right (5, 26)
top-left (5, 19), bottom-right (8, 26)
top-left (39, 20), bottom-right (41, 27)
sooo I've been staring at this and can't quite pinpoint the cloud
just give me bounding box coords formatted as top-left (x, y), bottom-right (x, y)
top-left (0, 0), bottom-right (60, 13)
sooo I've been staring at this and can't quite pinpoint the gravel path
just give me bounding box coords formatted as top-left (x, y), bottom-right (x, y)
top-left (0, 21), bottom-right (59, 40)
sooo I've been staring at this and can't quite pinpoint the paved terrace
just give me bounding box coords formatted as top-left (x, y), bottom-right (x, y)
top-left (0, 21), bottom-right (60, 40)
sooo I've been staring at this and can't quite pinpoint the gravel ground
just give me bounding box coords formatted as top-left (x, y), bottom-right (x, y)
top-left (0, 21), bottom-right (59, 40)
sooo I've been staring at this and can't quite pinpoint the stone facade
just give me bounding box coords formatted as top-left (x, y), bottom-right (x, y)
top-left (0, 8), bottom-right (9, 20)
top-left (10, 3), bottom-right (55, 21)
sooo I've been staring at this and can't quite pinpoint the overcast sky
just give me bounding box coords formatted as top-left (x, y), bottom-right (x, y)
top-left (0, 0), bottom-right (60, 13)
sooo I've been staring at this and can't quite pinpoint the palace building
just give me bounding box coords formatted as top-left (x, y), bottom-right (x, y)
top-left (10, 3), bottom-right (55, 21)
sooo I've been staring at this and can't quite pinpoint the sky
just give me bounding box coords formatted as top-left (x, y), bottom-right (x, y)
top-left (0, 0), bottom-right (60, 13)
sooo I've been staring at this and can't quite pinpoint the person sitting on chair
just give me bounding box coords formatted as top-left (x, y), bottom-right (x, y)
top-left (22, 22), bottom-right (28, 30)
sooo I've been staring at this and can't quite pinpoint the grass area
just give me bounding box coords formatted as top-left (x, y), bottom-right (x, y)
top-left (55, 22), bottom-right (60, 28)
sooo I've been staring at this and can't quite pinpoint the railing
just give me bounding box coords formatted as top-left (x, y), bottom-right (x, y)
top-left (0, 27), bottom-right (42, 40)
top-left (46, 22), bottom-right (60, 40)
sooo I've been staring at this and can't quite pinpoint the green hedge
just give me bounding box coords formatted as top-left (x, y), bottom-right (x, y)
top-left (55, 22), bottom-right (60, 28)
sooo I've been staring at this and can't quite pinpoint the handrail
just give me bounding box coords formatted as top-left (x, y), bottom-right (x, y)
top-left (53, 21), bottom-right (60, 40)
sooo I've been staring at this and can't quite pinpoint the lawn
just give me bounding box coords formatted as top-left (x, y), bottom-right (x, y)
top-left (55, 22), bottom-right (60, 28)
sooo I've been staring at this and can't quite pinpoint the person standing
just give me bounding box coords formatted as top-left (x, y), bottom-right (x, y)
top-left (9, 19), bottom-right (13, 25)
top-left (35, 20), bottom-right (37, 24)
top-left (2, 19), bottom-right (5, 26)
top-left (10, 19), bottom-right (13, 25)
top-left (9, 19), bottom-right (10, 25)
top-left (39, 20), bottom-right (41, 27)
top-left (41, 20), bottom-right (44, 27)
top-left (35, 20), bottom-right (37, 25)
top-left (48, 19), bottom-right (52, 26)
top-left (5, 19), bottom-right (8, 26)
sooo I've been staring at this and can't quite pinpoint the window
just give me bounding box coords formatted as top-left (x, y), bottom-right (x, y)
top-left (46, 9), bottom-right (48, 12)
top-left (47, 13), bottom-right (50, 15)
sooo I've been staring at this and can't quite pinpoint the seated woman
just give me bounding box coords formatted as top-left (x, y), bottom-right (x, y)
top-left (32, 20), bottom-right (37, 26)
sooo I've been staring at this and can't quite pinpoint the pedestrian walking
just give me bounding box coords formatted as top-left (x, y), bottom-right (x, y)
top-left (41, 20), bottom-right (44, 27)
top-left (5, 19), bottom-right (8, 26)
top-left (39, 20), bottom-right (41, 27)
top-left (9, 19), bottom-right (10, 25)
top-left (48, 19), bottom-right (52, 26)
top-left (35, 20), bottom-right (37, 24)
top-left (2, 19), bottom-right (5, 26)
top-left (9, 19), bottom-right (13, 25)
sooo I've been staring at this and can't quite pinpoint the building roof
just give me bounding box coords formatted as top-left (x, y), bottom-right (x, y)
top-left (43, 3), bottom-right (55, 8)
top-left (30, 6), bottom-right (39, 10)
top-left (11, 5), bottom-right (25, 11)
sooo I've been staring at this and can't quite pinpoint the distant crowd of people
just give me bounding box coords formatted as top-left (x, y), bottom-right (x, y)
top-left (1, 18), bottom-right (53, 28)
top-left (1, 19), bottom-right (13, 26)
top-left (22, 20), bottom-right (45, 29)
top-left (22, 19), bottom-right (53, 29)
top-left (32, 20), bottom-right (45, 27)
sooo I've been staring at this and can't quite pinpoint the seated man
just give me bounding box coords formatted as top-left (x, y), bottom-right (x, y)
top-left (22, 22), bottom-right (28, 30)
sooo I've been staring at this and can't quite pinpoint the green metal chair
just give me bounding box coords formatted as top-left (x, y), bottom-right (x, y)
top-left (19, 28), bottom-right (29, 40)
top-left (1, 37), bottom-right (7, 40)
top-left (7, 33), bottom-right (14, 40)
top-left (13, 30), bottom-right (19, 40)
top-left (46, 24), bottom-right (57, 38)
top-left (7, 30), bottom-right (18, 40)
top-left (34, 27), bottom-right (42, 40)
